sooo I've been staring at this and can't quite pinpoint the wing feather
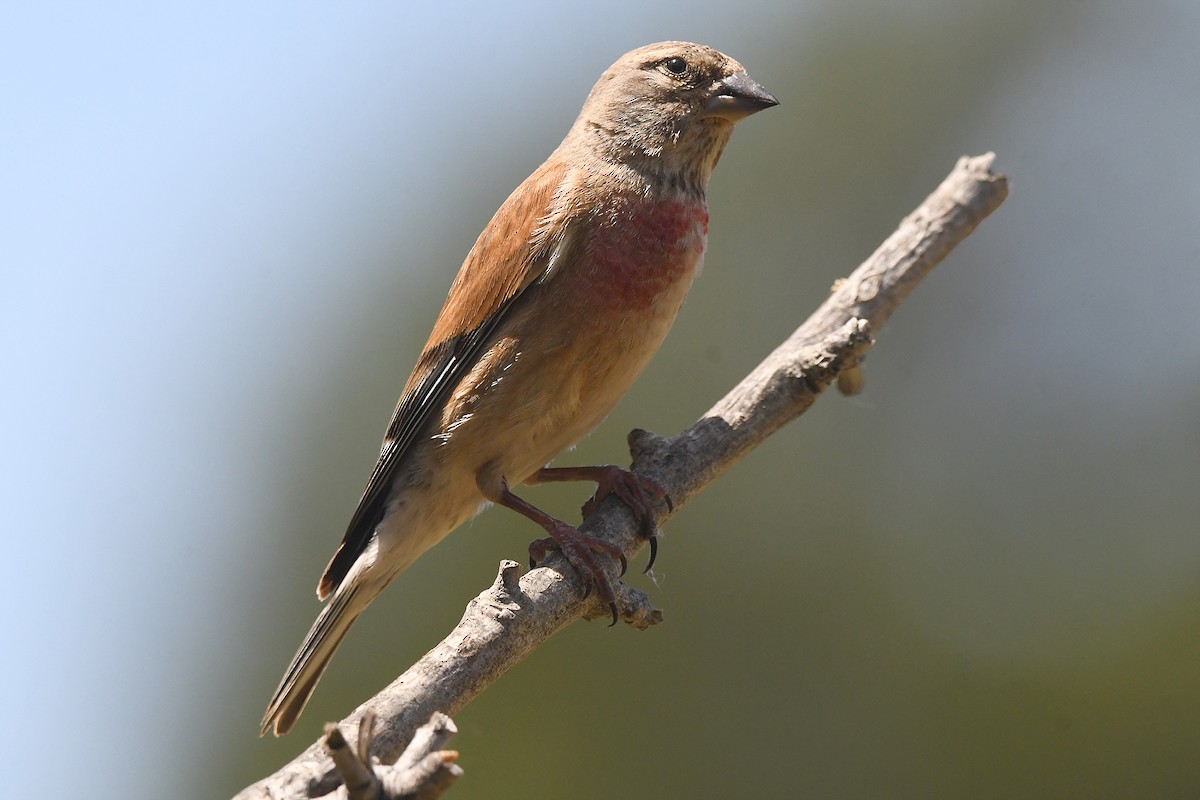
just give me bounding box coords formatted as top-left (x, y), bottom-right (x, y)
top-left (317, 158), bottom-right (580, 598)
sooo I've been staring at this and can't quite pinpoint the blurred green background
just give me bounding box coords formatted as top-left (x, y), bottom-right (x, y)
top-left (5, 1), bottom-right (1199, 798)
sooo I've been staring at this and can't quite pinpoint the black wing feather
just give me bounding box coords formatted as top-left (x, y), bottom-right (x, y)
top-left (319, 301), bottom-right (517, 596)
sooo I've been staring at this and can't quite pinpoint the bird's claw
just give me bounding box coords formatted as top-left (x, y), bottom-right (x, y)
top-left (643, 535), bottom-right (658, 574)
top-left (521, 465), bottom-right (670, 622)
top-left (580, 466), bottom-right (670, 573)
top-left (526, 522), bottom-right (623, 624)
top-left (528, 537), bottom-right (555, 570)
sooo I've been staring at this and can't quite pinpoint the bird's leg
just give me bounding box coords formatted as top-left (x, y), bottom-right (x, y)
top-left (527, 465), bottom-right (672, 573)
top-left (489, 482), bottom-right (625, 625)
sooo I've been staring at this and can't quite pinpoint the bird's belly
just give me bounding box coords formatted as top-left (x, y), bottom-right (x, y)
top-left (439, 198), bottom-right (708, 485)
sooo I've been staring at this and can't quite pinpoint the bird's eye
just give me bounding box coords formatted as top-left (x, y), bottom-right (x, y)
top-left (662, 57), bottom-right (688, 76)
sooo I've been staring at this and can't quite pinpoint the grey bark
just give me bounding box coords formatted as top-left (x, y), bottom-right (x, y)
top-left (237, 153), bottom-right (1009, 800)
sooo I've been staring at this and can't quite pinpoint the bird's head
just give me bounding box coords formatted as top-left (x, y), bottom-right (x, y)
top-left (565, 42), bottom-right (778, 192)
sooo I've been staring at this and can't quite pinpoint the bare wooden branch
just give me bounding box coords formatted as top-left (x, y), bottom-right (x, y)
top-left (237, 153), bottom-right (1008, 800)
top-left (322, 712), bottom-right (462, 800)
top-left (323, 718), bottom-right (378, 800)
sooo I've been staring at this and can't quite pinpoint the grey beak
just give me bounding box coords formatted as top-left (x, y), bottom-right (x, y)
top-left (702, 71), bottom-right (779, 122)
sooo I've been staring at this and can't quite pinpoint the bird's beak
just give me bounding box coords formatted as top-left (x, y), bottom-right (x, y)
top-left (702, 72), bottom-right (779, 122)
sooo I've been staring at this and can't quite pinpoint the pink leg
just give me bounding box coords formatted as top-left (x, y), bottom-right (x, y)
top-left (526, 465), bottom-right (671, 573)
top-left (490, 482), bottom-right (626, 625)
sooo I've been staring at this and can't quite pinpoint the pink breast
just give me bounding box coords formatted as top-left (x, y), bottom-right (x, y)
top-left (585, 197), bottom-right (709, 308)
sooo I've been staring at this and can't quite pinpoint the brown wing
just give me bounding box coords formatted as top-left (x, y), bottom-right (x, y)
top-left (317, 158), bottom-right (579, 599)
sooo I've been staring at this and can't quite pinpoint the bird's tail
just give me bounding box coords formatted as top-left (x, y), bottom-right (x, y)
top-left (260, 581), bottom-right (364, 736)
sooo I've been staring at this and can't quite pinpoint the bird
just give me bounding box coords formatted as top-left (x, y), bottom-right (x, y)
top-left (261, 41), bottom-right (777, 736)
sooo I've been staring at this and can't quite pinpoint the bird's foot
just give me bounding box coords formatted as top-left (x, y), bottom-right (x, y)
top-left (491, 481), bottom-right (627, 624)
top-left (529, 523), bottom-right (626, 625)
top-left (578, 466), bottom-right (671, 573)
top-left (529, 465), bottom-right (672, 573)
